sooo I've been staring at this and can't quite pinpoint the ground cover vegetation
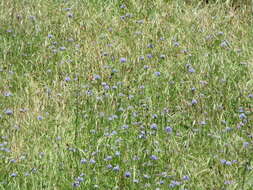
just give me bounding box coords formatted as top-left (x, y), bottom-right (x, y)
top-left (0, 0), bottom-right (253, 189)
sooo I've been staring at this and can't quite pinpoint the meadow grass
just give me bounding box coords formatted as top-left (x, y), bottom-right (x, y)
top-left (0, 0), bottom-right (253, 189)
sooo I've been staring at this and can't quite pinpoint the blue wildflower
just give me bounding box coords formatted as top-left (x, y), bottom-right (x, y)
top-left (4, 109), bottom-right (13, 115)
top-left (104, 85), bottom-right (110, 90)
top-left (139, 56), bottom-right (145, 61)
top-left (144, 65), bottom-right (149, 69)
top-left (191, 99), bottom-right (198, 105)
top-left (147, 44), bottom-right (154, 48)
top-left (115, 151), bottom-right (120, 156)
top-left (120, 57), bottom-right (127, 63)
top-left (72, 181), bottom-right (80, 188)
top-left (147, 54), bottom-right (152, 59)
top-left (112, 165), bottom-right (120, 172)
top-left (93, 74), bottom-right (101, 80)
top-left (80, 158), bottom-right (87, 164)
top-left (125, 171), bottom-right (131, 178)
top-left (150, 123), bottom-right (158, 130)
top-left (225, 161), bottom-right (232, 166)
top-left (59, 46), bottom-right (66, 51)
top-left (173, 42), bottom-right (180, 47)
top-left (104, 156), bottom-right (112, 161)
top-left (220, 41), bottom-right (229, 48)
top-left (165, 126), bottom-right (173, 133)
top-left (239, 113), bottom-right (247, 119)
top-left (37, 115), bottom-right (43, 121)
top-left (169, 180), bottom-right (181, 187)
top-left (188, 67), bottom-right (195, 73)
top-left (150, 155), bottom-right (158, 160)
top-left (107, 164), bottom-right (113, 169)
top-left (243, 142), bottom-right (249, 148)
top-left (120, 4), bottom-right (126, 8)
top-left (136, 20), bottom-right (144, 24)
top-left (64, 7), bottom-right (72, 11)
top-left (154, 71), bottom-right (161, 76)
top-left (183, 175), bottom-right (190, 181)
top-left (10, 173), bottom-right (18, 177)
top-left (65, 76), bottom-right (71, 82)
top-left (191, 87), bottom-right (196, 92)
top-left (4, 92), bottom-right (13, 97)
top-left (75, 176), bottom-right (84, 183)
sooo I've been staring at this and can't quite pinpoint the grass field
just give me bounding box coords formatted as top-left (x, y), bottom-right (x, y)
top-left (0, 0), bottom-right (253, 189)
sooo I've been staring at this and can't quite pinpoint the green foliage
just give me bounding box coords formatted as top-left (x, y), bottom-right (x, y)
top-left (0, 0), bottom-right (252, 189)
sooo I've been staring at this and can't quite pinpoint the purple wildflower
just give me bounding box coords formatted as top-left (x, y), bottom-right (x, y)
top-left (4, 109), bottom-right (13, 115)
top-left (80, 158), bottom-right (87, 164)
top-left (104, 156), bottom-right (112, 161)
top-left (37, 115), bottom-right (43, 121)
top-left (147, 44), bottom-right (154, 48)
top-left (165, 126), bottom-right (173, 133)
top-left (64, 8), bottom-right (72, 11)
top-left (139, 56), bottom-right (145, 61)
top-left (243, 142), bottom-right (249, 148)
top-left (154, 71), bottom-right (161, 76)
top-left (191, 99), bottom-right (198, 105)
top-left (115, 151), bottom-right (120, 156)
top-left (120, 4), bottom-right (126, 9)
top-left (150, 123), bottom-right (158, 130)
top-left (112, 165), bottom-right (120, 172)
top-left (173, 42), bottom-right (180, 47)
top-left (136, 20), bottom-right (144, 24)
top-left (144, 65), bottom-right (149, 69)
top-left (147, 54), bottom-right (152, 59)
top-left (150, 155), bottom-right (158, 160)
top-left (93, 74), bottom-right (101, 80)
top-left (107, 164), bottom-right (113, 169)
top-left (10, 173), bottom-right (18, 177)
top-left (183, 175), bottom-right (190, 181)
top-left (220, 41), bottom-right (229, 48)
top-left (239, 113), bottom-right (247, 120)
top-left (125, 171), bottom-right (131, 178)
top-left (191, 87), bottom-right (196, 92)
top-left (4, 92), bottom-right (13, 97)
top-left (225, 161), bottom-right (232, 166)
top-left (75, 177), bottom-right (84, 183)
top-left (120, 15), bottom-right (125, 20)
top-left (188, 67), bottom-right (195, 73)
top-left (169, 180), bottom-right (181, 187)
top-left (65, 76), bottom-right (71, 81)
top-left (59, 46), bottom-right (66, 51)
top-left (72, 181), bottom-right (80, 188)
top-left (120, 57), bottom-right (127, 63)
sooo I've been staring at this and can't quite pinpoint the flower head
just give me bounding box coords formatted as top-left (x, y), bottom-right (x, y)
top-left (150, 155), bottom-right (158, 160)
top-left (120, 57), bottom-right (127, 63)
top-left (165, 126), bottom-right (173, 133)
top-left (125, 171), bottom-right (131, 178)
